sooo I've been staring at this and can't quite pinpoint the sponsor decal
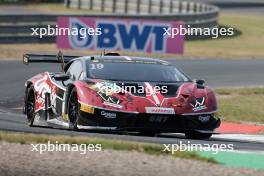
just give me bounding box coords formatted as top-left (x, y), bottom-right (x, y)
top-left (149, 115), bottom-right (169, 123)
top-left (198, 115), bottom-right (210, 123)
top-left (80, 103), bottom-right (95, 114)
top-left (103, 101), bottom-right (123, 109)
top-left (190, 97), bottom-right (207, 112)
top-left (62, 113), bottom-right (69, 121)
top-left (57, 17), bottom-right (184, 54)
top-left (101, 111), bottom-right (117, 119)
top-left (145, 107), bottom-right (175, 114)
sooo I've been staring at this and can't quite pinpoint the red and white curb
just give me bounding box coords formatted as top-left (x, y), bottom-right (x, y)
top-left (217, 122), bottom-right (264, 134)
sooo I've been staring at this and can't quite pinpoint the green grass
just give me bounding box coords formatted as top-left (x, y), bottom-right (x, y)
top-left (200, 151), bottom-right (264, 170)
top-left (215, 87), bottom-right (264, 123)
top-left (0, 131), bottom-right (216, 163)
top-left (185, 14), bottom-right (264, 59)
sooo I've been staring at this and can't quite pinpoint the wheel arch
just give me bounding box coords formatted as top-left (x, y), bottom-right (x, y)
top-left (65, 83), bottom-right (77, 115)
top-left (24, 81), bottom-right (34, 114)
top-left (25, 81), bottom-right (33, 92)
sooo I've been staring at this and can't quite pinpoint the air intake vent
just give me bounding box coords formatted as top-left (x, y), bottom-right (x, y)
top-left (105, 52), bottom-right (120, 56)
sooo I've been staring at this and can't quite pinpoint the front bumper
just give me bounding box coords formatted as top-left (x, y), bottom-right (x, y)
top-left (78, 106), bottom-right (221, 133)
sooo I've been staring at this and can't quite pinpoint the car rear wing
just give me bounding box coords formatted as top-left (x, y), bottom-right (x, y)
top-left (22, 51), bottom-right (80, 65)
top-left (23, 51), bottom-right (81, 71)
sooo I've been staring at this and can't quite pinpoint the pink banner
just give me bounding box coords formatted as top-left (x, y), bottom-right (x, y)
top-left (56, 17), bottom-right (184, 54)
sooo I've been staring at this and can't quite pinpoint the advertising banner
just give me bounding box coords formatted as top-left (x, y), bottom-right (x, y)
top-left (56, 17), bottom-right (184, 54)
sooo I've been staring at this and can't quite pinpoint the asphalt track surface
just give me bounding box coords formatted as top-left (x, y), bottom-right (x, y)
top-left (0, 59), bottom-right (264, 151)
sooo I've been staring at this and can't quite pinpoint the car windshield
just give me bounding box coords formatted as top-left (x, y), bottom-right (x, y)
top-left (86, 61), bottom-right (190, 82)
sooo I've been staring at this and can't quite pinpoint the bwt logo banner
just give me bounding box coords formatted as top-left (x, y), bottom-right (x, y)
top-left (56, 17), bottom-right (185, 54)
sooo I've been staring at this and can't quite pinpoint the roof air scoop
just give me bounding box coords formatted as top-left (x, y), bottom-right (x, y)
top-left (104, 52), bottom-right (120, 56)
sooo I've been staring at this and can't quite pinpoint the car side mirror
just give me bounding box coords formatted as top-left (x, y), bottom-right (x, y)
top-left (195, 79), bottom-right (205, 85)
top-left (53, 73), bottom-right (70, 81)
top-left (84, 78), bottom-right (95, 84)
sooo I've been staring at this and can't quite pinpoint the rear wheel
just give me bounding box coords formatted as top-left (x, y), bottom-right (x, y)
top-left (185, 131), bottom-right (212, 139)
top-left (68, 88), bottom-right (80, 130)
top-left (25, 85), bottom-right (35, 127)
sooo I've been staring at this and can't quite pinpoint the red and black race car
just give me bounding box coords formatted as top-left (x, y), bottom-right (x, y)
top-left (23, 52), bottom-right (220, 139)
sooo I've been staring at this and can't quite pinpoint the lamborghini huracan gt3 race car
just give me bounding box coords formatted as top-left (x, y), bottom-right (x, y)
top-left (23, 52), bottom-right (220, 139)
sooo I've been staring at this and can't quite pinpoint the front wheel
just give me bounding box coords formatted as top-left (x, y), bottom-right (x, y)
top-left (68, 88), bottom-right (80, 130)
top-left (25, 85), bottom-right (35, 127)
top-left (185, 131), bottom-right (212, 140)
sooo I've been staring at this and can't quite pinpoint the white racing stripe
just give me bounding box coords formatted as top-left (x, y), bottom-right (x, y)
top-left (165, 133), bottom-right (264, 144)
top-left (145, 82), bottom-right (160, 106)
top-left (212, 134), bottom-right (264, 143)
top-left (227, 150), bottom-right (264, 155)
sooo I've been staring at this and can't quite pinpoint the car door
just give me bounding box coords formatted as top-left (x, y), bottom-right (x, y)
top-left (65, 60), bottom-right (83, 83)
top-left (50, 60), bottom-right (83, 117)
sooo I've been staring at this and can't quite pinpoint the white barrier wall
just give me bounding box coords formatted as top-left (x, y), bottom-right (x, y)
top-left (65, 0), bottom-right (214, 15)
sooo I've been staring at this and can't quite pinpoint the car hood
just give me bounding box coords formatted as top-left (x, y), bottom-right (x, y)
top-left (78, 80), bottom-right (217, 115)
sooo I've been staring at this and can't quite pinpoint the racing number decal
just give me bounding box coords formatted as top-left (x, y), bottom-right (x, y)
top-left (90, 63), bottom-right (104, 70)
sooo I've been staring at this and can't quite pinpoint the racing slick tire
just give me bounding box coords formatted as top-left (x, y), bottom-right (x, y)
top-left (185, 131), bottom-right (212, 140)
top-left (25, 85), bottom-right (35, 127)
top-left (68, 87), bottom-right (80, 130)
